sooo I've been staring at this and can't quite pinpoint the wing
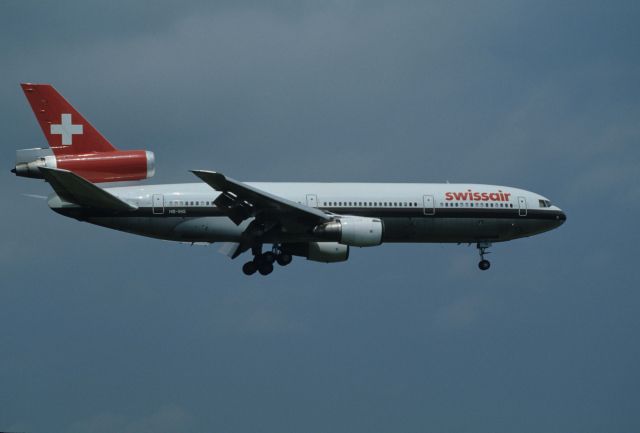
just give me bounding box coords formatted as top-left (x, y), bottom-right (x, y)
top-left (190, 170), bottom-right (330, 225)
top-left (39, 167), bottom-right (137, 211)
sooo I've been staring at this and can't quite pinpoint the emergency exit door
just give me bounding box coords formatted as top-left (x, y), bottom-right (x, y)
top-left (152, 194), bottom-right (164, 214)
top-left (306, 194), bottom-right (318, 208)
top-left (423, 195), bottom-right (435, 215)
top-left (518, 196), bottom-right (527, 216)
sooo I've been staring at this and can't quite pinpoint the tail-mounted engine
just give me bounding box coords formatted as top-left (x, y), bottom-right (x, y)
top-left (12, 147), bottom-right (155, 183)
top-left (15, 83), bottom-right (155, 183)
top-left (313, 216), bottom-right (383, 247)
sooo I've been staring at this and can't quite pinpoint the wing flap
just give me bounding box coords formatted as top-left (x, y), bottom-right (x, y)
top-left (39, 167), bottom-right (137, 211)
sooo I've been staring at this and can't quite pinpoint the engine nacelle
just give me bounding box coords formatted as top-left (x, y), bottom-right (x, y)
top-left (313, 216), bottom-right (383, 247)
top-left (13, 148), bottom-right (155, 183)
top-left (282, 242), bottom-right (350, 263)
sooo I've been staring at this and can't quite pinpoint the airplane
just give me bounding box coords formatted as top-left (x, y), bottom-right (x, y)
top-left (12, 83), bottom-right (566, 276)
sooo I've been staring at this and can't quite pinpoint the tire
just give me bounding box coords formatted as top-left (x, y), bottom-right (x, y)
top-left (258, 262), bottom-right (274, 275)
top-left (242, 261), bottom-right (258, 275)
top-left (276, 253), bottom-right (293, 266)
top-left (262, 251), bottom-right (276, 264)
top-left (478, 260), bottom-right (491, 271)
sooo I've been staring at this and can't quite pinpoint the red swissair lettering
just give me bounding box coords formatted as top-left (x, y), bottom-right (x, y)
top-left (445, 190), bottom-right (511, 201)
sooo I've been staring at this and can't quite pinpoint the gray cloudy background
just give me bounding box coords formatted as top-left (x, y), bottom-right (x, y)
top-left (1, 1), bottom-right (639, 432)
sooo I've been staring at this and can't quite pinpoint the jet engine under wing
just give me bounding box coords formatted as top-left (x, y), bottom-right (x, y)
top-left (39, 167), bottom-right (137, 211)
top-left (191, 170), bottom-right (331, 225)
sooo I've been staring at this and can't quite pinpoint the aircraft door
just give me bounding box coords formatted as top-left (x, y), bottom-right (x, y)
top-left (152, 194), bottom-right (164, 215)
top-left (306, 194), bottom-right (318, 208)
top-left (423, 195), bottom-right (435, 215)
top-left (518, 196), bottom-right (527, 216)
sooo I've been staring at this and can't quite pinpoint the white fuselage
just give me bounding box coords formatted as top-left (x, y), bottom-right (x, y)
top-left (49, 182), bottom-right (566, 245)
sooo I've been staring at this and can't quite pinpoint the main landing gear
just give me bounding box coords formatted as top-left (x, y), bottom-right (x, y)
top-left (242, 245), bottom-right (293, 276)
top-left (477, 242), bottom-right (491, 271)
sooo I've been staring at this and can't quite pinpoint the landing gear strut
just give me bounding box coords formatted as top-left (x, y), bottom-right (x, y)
top-left (242, 244), bottom-right (293, 276)
top-left (477, 242), bottom-right (491, 271)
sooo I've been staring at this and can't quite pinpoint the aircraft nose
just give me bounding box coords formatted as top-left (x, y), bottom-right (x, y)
top-left (556, 210), bottom-right (567, 225)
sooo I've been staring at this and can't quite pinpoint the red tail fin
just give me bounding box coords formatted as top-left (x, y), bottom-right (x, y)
top-left (20, 83), bottom-right (117, 155)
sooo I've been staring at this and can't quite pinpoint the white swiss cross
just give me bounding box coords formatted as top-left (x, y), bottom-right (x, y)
top-left (50, 113), bottom-right (83, 145)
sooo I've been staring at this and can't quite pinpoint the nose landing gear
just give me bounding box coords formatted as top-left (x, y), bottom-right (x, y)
top-left (242, 244), bottom-right (293, 276)
top-left (477, 242), bottom-right (491, 271)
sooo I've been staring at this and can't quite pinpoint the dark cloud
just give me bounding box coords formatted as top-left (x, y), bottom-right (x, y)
top-left (1, 1), bottom-right (639, 432)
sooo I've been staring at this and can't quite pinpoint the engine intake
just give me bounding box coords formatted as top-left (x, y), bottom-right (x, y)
top-left (313, 216), bottom-right (383, 247)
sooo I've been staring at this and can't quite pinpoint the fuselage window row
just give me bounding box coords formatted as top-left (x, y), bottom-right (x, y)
top-left (160, 199), bottom-right (523, 210)
top-left (164, 200), bottom-right (218, 207)
top-left (319, 201), bottom-right (420, 208)
top-left (441, 202), bottom-right (515, 208)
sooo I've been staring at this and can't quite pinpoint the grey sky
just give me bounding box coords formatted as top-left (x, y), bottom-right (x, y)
top-left (1, 1), bottom-right (639, 432)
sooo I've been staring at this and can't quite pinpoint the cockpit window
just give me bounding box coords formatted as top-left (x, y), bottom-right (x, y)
top-left (538, 199), bottom-right (552, 208)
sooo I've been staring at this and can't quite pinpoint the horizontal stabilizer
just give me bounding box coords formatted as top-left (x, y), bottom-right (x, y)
top-left (39, 167), bottom-right (137, 211)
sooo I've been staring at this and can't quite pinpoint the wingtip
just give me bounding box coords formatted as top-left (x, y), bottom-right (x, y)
top-left (191, 169), bottom-right (221, 177)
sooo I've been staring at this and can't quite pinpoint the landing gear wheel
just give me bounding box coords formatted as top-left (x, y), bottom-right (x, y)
top-left (242, 261), bottom-right (258, 275)
top-left (478, 260), bottom-right (491, 271)
top-left (276, 253), bottom-right (292, 266)
top-left (258, 262), bottom-right (274, 275)
top-left (476, 242), bottom-right (492, 271)
top-left (262, 251), bottom-right (276, 264)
